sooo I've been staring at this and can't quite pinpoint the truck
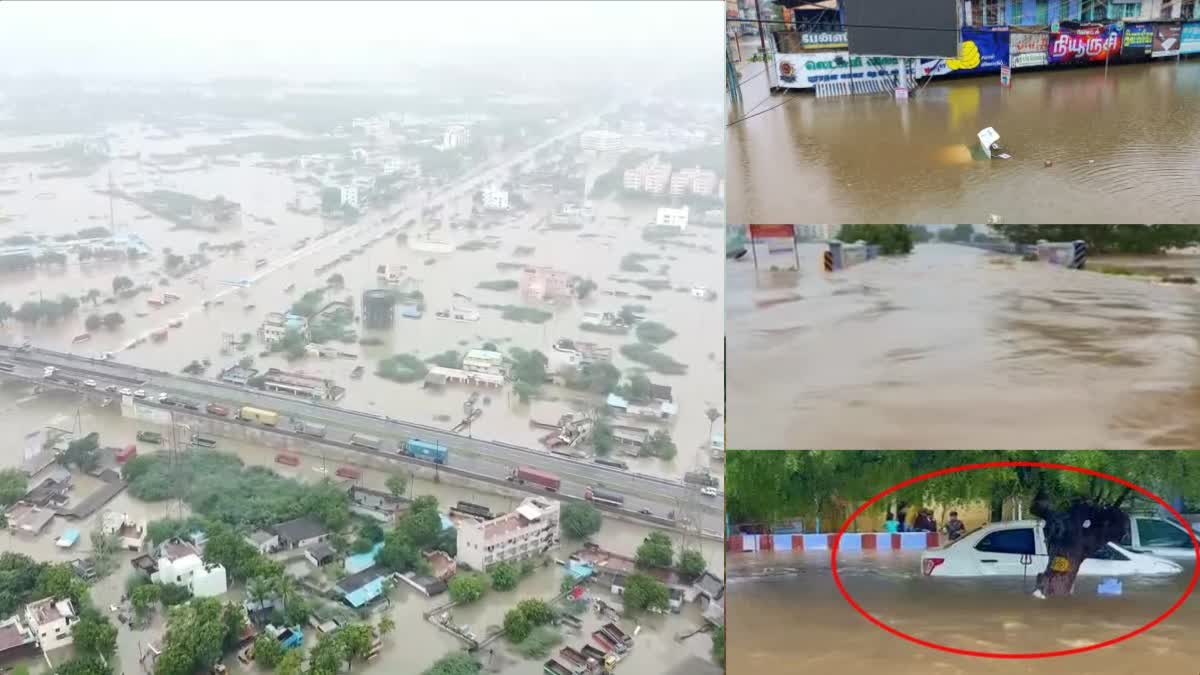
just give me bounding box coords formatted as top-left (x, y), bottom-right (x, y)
top-left (594, 458), bottom-right (628, 470)
top-left (601, 622), bottom-right (632, 647)
top-left (584, 487), bottom-right (624, 508)
top-left (509, 466), bottom-right (561, 492)
top-left (542, 660), bottom-right (574, 675)
top-left (335, 466), bottom-right (362, 480)
top-left (239, 406), bottom-right (279, 427)
top-left (275, 453), bottom-right (300, 467)
top-left (684, 470), bottom-right (720, 488)
top-left (349, 433), bottom-right (383, 450)
top-left (294, 421), bottom-right (327, 438)
top-left (401, 438), bottom-right (447, 464)
top-left (591, 630), bottom-right (625, 654)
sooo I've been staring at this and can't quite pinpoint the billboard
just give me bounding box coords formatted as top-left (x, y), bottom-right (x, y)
top-left (1152, 23), bottom-right (1181, 57)
top-left (918, 28), bottom-right (1010, 77)
top-left (801, 31), bottom-right (849, 50)
top-left (1181, 22), bottom-right (1200, 54)
top-left (842, 0), bottom-right (960, 58)
top-left (776, 53), bottom-right (907, 89)
top-left (1010, 31), bottom-right (1049, 68)
top-left (1121, 23), bottom-right (1155, 60)
top-left (1047, 24), bottom-right (1123, 65)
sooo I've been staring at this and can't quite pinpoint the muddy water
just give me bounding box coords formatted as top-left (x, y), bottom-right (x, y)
top-left (0, 126), bottom-right (723, 479)
top-left (727, 58), bottom-right (1200, 223)
top-left (728, 550), bottom-right (1200, 674)
top-left (0, 387), bottom-right (723, 674)
top-left (726, 243), bottom-right (1200, 449)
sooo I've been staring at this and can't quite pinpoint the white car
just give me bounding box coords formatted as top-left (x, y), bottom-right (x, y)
top-left (119, 387), bottom-right (133, 396)
top-left (157, 392), bottom-right (170, 402)
top-left (921, 520), bottom-right (1182, 578)
top-left (82, 379), bottom-right (97, 388)
top-left (700, 487), bottom-right (719, 497)
top-left (1120, 515), bottom-right (1200, 561)
top-left (132, 389), bottom-right (147, 399)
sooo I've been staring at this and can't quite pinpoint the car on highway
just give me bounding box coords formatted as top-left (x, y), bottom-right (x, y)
top-left (119, 387), bottom-right (133, 397)
top-left (83, 379), bottom-right (97, 388)
top-left (103, 385), bottom-right (117, 393)
top-left (638, 508), bottom-right (653, 516)
top-left (157, 392), bottom-right (171, 402)
top-left (700, 487), bottom-right (719, 497)
top-left (921, 520), bottom-right (1183, 578)
top-left (133, 389), bottom-right (147, 399)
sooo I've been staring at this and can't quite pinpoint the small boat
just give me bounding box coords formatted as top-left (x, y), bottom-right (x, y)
top-left (151, 329), bottom-right (169, 342)
top-left (72, 333), bottom-right (91, 344)
top-left (350, 365), bottom-right (365, 379)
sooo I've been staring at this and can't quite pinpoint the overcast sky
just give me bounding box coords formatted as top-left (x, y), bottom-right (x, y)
top-left (0, 1), bottom-right (721, 81)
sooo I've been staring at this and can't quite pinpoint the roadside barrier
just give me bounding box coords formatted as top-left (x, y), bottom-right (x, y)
top-left (1035, 239), bottom-right (1088, 269)
top-left (825, 240), bottom-right (881, 271)
top-left (728, 531), bottom-right (940, 552)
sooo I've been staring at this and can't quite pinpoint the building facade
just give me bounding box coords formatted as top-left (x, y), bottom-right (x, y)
top-left (456, 497), bottom-right (561, 570)
top-left (520, 266), bottom-right (573, 301)
top-left (669, 166), bottom-right (719, 196)
top-left (442, 125), bottom-right (470, 150)
top-left (259, 313), bottom-right (310, 344)
top-left (622, 158), bottom-right (672, 195)
top-left (580, 129), bottom-right (625, 152)
top-left (24, 598), bottom-right (76, 651)
top-left (655, 206), bottom-right (690, 228)
top-left (482, 187), bottom-right (510, 211)
top-left (461, 349), bottom-right (505, 376)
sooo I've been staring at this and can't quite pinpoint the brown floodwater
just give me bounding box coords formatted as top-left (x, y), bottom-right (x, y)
top-left (726, 58), bottom-right (1200, 223)
top-left (0, 122), bottom-right (723, 479)
top-left (726, 243), bottom-right (1200, 449)
top-left (728, 549), bottom-right (1200, 674)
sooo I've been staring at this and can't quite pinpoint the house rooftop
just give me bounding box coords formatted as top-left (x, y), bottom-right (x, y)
top-left (27, 597), bottom-right (72, 624)
top-left (335, 565), bottom-right (388, 595)
top-left (0, 616), bottom-right (33, 653)
top-left (160, 539), bottom-right (199, 562)
top-left (647, 383), bottom-right (673, 401)
top-left (246, 530), bottom-right (275, 546)
top-left (306, 542), bottom-right (336, 561)
top-left (273, 516), bottom-right (329, 542)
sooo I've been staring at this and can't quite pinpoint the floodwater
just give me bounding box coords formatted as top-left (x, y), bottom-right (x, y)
top-left (0, 120), bottom-right (723, 480)
top-left (728, 549), bottom-right (1200, 674)
top-left (0, 388), bottom-right (723, 674)
top-left (727, 57), bottom-right (1200, 223)
top-left (726, 243), bottom-right (1200, 449)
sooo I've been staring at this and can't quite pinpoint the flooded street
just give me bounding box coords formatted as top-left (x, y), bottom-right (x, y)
top-left (726, 243), bottom-right (1200, 449)
top-left (0, 121), bottom-right (723, 479)
top-left (728, 549), bottom-right (1200, 674)
top-left (727, 58), bottom-right (1200, 223)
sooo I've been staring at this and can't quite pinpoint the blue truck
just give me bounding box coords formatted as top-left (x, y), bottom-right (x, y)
top-left (401, 438), bottom-right (447, 464)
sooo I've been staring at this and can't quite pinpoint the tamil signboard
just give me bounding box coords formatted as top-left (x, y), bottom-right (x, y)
top-left (1010, 31), bottom-right (1049, 68)
top-left (775, 52), bottom-right (906, 90)
top-left (1047, 24), bottom-right (1123, 65)
top-left (801, 31), bottom-right (848, 49)
top-left (1121, 23), bottom-right (1155, 60)
top-left (1181, 21), bottom-right (1200, 54)
top-left (746, 224), bottom-right (798, 271)
top-left (1152, 22), bottom-right (1182, 58)
top-left (917, 28), bottom-right (1010, 77)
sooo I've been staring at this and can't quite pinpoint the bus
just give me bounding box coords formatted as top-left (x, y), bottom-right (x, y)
top-left (593, 458), bottom-right (628, 470)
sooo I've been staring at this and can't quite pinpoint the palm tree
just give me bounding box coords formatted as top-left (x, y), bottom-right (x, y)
top-left (275, 571), bottom-right (296, 615)
top-left (246, 576), bottom-right (274, 620)
top-left (705, 407), bottom-right (722, 443)
top-left (85, 289), bottom-right (101, 306)
top-left (377, 617), bottom-right (395, 640)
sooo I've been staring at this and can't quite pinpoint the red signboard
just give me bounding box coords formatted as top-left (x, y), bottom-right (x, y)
top-left (1048, 24), bottom-right (1122, 64)
top-left (748, 224), bottom-right (796, 240)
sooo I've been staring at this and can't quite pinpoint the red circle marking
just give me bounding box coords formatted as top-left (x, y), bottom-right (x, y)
top-left (830, 460), bottom-right (1200, 659)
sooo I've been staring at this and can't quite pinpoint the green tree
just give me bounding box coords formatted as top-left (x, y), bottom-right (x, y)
top-left (307, 631), bottom-right (346, 675)
top-left (0, 469), bottom-right (27, 507)
top-left (728, 450), bottom-right (1200, 598)
top-left (334, 623), bottom-right (375, 664)
top-left (378, 530), bottom-right (422, 573)
top-left (705, 407), bottom-right (722, 445)
top-left (712, 625), bottom-right (725, 669)
top-left (0, 302), bottom-right (12, 326)
top-left (489, 562), bottom-right (518, 591)
top-left (514, 598), bottom-right (554, 625)
top-left (421, 652), bottom-right (480, 675)
top-left (635, 532), bottom-right (673, 569)
top-left (992, 225), bottom-right (1200, 254)
top-left (907, 225), bottom-right (933, 243)
top-left (635, 321), bottom-right (677, 345)
top-left (377, 616), bottom-right (395, 639)
top-left (84, 289), bottom-right (102, 306)
top-left (55, 656), bottom-right (112, 675)
top-left (427, 350), bottom-right (461, 368)
top-left (327, 273), bottom-right (345, 288)
top-left (574, 278), bottom-right (597, 300)
top-left (385, 474), bottom-right (407, 498)
top-left (155, 598), bottom-right (242, 675)
top-left (158, 583), bottom-right (192, 606)
top-left (678, 548), bottom-right (707, 582)
top-left (130, 583), bottom-right (161, 623)
top-left (72, 608), bottom-right (118, 657)
top-left (592, 417), bottom-right (614, 456)
top-left (622, 573), bottom-right (670, 615)
top-left (502, 608), bottom-right (531, 642)
top-left (560, 502), bottom-right (603, 540)
top-left (447, 573), bottom-right (486, 604)
top-left (836, 224), bottom-right (914, 255)
top-left (111, 275), bottom-right (134, 294)
top-left (61, 432), bottom-right (101, 471)
top-left (85, 314), bottom-right (102, 331)
top-left (275, 650), bottom-right (302, 675)
top-left (642, 429), bottom-right (677, 460)
top-left (101, 312), bottom-right (125, 328)
top-left (253, 634), bottom-right (284, 669)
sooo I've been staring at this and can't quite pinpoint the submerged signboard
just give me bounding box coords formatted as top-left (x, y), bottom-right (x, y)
top-left (1121, 23), bottom-right (1154, 60)
top-left (1181, 22), bottom-right (1200, 54)
top-left (1152, 23), bottom-right (1181, 57)
top-left (775, 53), bottom-right (906, 89)
top-left (918, 28), bottom-right (1010, 76)
top-left (1010, 31), bottom-right (1049, 68)
top-left (1047, 24), bottom-right (1123, 65)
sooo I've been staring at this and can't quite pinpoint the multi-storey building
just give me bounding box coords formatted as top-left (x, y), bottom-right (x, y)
top-left (580, 129), bottom-right (625, 152)
top-left (461, 349), bottom-right (505, 376)
top-left (24, 598), bottom-right (77, 651)
top-left (520, 266), bottom-right (573, 301)
top-left (442, 125), bottom-right (470, 150)
top-left (456, 497), bottom-right (561, 570)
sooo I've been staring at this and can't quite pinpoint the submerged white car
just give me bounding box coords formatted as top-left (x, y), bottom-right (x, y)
top-left (921, 520), bottom-right (1183, 578)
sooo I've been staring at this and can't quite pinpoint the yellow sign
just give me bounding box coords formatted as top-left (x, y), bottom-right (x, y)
top-left (947, 41), bottom-right (982, 71)
top-left (1051, 556), bottom-right (1071, 573)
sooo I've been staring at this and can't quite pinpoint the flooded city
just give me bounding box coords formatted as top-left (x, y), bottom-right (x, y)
top-left (727, 550), bottom-right (1200, 675)
top-left (727, 55), bottom-right (1200, 224)
top-left (0, 2), bottom-right (724, 675)
top-left (727, 237), bottom-right (1200, 449)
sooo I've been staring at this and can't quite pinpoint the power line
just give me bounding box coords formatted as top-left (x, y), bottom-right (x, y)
top-left (726, 92), bottom-right (803, 128)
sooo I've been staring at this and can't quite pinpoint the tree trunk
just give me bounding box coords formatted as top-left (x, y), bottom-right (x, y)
top-left (1031, 497), bottom-right (1128, 599)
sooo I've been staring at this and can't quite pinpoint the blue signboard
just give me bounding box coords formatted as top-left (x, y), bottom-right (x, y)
top-left (919, 28), bottom-right (1010, 77)
top-left (1182, 21), bottom-right (1200, 55)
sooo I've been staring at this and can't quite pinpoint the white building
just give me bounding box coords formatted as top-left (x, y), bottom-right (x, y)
top-left (442, 125), bottom-right (470, 150)
top-left (244, 530), bottom-right (279, 554)
top-left (383, 158), bottom-right (403, 176)
top-left (482, 186), bottom-right (510, 211)
top-left (580, 130), bottom-right (624, 152)
top-left (260, 313), bottom-right (309, 344)
top-left (457, 497), bottom-right (561, 570)
top-left (351, 147), bottom-right (369, 163)
top-left (795, 224), bottom-right (836, 241)
top-left (340, 185), bottom-right (360, 210)
top-left (655, 206), bottom-right (689, 229)
top-left (24, 598), bottom-right (77, 651)
top-left (623, 158), bottom-right (672, 195)
top-left (462, 349), bottom-right (505, 376)
top-left (669, 166), bottom-right (718, 196)
top-left (152, 554), bottom-right (228, 598)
